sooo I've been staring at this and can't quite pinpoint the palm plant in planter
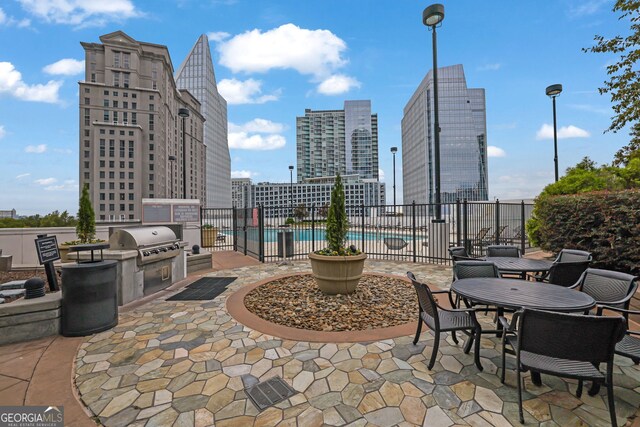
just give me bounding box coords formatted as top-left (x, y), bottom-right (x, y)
top-left (309, 174), bottom-right (367, 294)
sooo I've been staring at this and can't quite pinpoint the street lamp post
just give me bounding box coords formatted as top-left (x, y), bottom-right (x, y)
top-left (423, 3), bottom-right (445, 222)
top-left (168, 155), bottom-right (176, 198)
top-left (178, 108), bottom-right (190, 198)
top-left (289, 165), bottom-right (294, 212)
top-left (390, 146), bottom-right (398, 213)
top-left (545, 84), bottom-right (563, 182)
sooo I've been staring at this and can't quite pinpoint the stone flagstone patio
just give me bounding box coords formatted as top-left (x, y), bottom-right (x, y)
top-left (74, 260), bottom-right (640, 426)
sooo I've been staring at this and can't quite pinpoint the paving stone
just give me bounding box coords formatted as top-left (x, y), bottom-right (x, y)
top-left (357, 391), bottom-right (385, 414)
top-left (341, 383), bottom-right (365, 407)
top-left (399, 395), bottom-right (426, 424)
top-left (297, 406), bottom-right (323, 427)
top-left (424, 406), bottom-right (454, 426)
top-left (146, 407), bottom-right (179, 427)
top-left (457, 399), bottom-right (482, 418)
top-left (475, 386), bottom-right (503, 413)
top-left (322, 406), bottom-right (346, 426)
top-left (137, 403), bottom-right (171, 420)
top-left (433, 371), bottom-right (465, 386)
top-left (335, 403), bottom-right (362, 424)
top-left (363, 407), bottom-right (404, 427)
top-left (522, 397), bottom-right (552, 422)
top-left (254, 407), bottom-right (282, 427)
top-left (382, 369), bottom-right (414, 384)
top-left (433, 385), bottom-right (461, 410)
top-left (309, 391), bottom-right (342, 410)
top-left (99, 389), bottom-right (140, 417)
top-left (101, 406), bottom-right (139, 427)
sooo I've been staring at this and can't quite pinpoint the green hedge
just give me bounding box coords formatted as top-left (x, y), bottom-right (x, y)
top-left (533, 190), bottom-right (640, 275)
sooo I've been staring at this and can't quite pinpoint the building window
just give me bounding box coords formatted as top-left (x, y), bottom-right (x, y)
top-left (100, 160), bottom-right (105, 167)
top-left (99, 139), bottom-right (105, 156)
top-left (103, 110), bottom-right (109, 122)
top-left (119, 141), bottom-right (125, 158)
top-left (113, 72), bottom-right (120, 87)
top-left (149, 104), bottom-right (154, 111)
top-left (84, 108), bottom-right (90, 126)
top-left (99, 193), bottom-right (105, 200)
top-left (128, 141), bottom-right (134, 158)
top-left (84, 161), bottom-right (89, 168)
top-left (84, 172), bottom-right (89, 179)
top-left (120, 183), bottom-right (125, 190)
top-left (84, 97), bottom-right (90, 105)
top-left (123, 73), bottom-right (130, 88)
top-left (103, 90), bottom-right (109, 96)
top-left (128, 172), bottom-right (134, 179)
top-left (129, 183), bottom-right (134, 189)
top-left (109, 204), bottom-right (115, 211)
top-left (91, 73), bottom-right (96, 83)
top-left (132, 93), bottom-right (137, 99)
top-left (84, 150), bottom-right (89, 158)
top-left (113, 51), bottom-right (120, 68)
top-left (109, 183), bottom-right (115, 190)
top-left (113, 111), bottom-right (118, 123)
top-left (129, 205), bottom-right (134, 211)
top-left (84, 140), bottom-right (89, 148)
top-left (129, 193), bottom-right (134, 200)
top-left (100, 204), bottom-right (105, 211)
top-left (129, 162), bottom-right (134, 169)
top-left (99, 182), bottom-right (105, 190)
top-left (99, 171), bottom-right (105, 179)
top-left (109, 160), bottom-right (114, 167)
top-left (84, 88), bottom-right (90, 93)
top-left (148, 114), bottom-right (154, 131)
top-left (109, 171), bottom-right (114, 179)
top-left (123, 52), bottom-right (130, 69)
top-left (123, 92), bottom-right (128, 98)
top-left (109, 140), bottom-right (115, 157)
top-left (131, 112), bottom-right (137, 125)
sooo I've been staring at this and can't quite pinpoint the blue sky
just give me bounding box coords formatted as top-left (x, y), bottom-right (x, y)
top-left (0, 0), bottom-right (630, 215)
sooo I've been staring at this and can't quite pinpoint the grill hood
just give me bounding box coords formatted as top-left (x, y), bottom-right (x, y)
top-left (109, 226), bottom-right (177, 250)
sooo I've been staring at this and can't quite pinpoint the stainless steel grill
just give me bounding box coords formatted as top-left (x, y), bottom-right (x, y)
top-left (109, 226), bottom-right (180, 266)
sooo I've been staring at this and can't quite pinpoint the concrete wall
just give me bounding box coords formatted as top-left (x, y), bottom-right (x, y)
top-left (0, 224), bottom-right (202, 267)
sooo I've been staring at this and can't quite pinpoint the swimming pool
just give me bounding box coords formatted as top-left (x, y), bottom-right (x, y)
top-left (256, 228), bottom-right (424, 243)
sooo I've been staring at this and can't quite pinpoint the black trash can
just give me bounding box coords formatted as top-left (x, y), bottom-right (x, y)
top-left (277, 230), bottom-right (294, 258)
top-left (61, 260), bottom-right (118, 336)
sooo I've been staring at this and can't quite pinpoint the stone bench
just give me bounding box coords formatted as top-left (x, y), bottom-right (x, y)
top-left (187, 251), bottom-right (213, 274)
top-left (0, 292), bottom-right (61, 345)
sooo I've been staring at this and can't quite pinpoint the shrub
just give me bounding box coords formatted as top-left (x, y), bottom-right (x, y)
top-left (532, 190), bottom-right (640, 275)
top-left (316, 173), bottom-right (360, 256)
top-left (76, 183), bottom-right (96, 243)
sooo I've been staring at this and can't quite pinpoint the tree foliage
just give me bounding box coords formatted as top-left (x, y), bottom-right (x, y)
top-left (0, 210), bottom-right (77, 228)
top-left (325, 174), bottom-right (349, 253)
top-left (293, 204), bottom-right (308, 222)
top-left (584, 0), bottom-right (640, 133)
top-left (76, 183), bottom-right (96, 243)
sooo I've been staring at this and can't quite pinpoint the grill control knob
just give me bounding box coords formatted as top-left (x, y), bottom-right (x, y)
top-left (151, 249), bottom-right (159, 254)
top-left (143, 251), bottom-right (150, 256)
top-left (160, 247), bottom-right (167, 252)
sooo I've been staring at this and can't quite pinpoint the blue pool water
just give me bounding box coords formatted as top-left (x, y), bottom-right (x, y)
top-left (255, 228), bottom-right (423, 243)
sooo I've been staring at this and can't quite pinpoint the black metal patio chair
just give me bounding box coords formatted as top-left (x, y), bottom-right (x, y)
top-left (448, 246), bottom-right (476, 262)
top-left (556, 248), bottom-right (593, 262)
top-left (486, 245), bottom-right (521, 258)
top-left (452, 260), bottom-right (501, 310)
top-left (499, 309), bottom-right (626, 426)
top-left (597, 305), bottom-right (640, 364)
top-left (406, 272), bottom-right (483, 371)
top-left (531, 260), bottom-right (591, 287)
top-left (568, 268), bottom-right (638, 316)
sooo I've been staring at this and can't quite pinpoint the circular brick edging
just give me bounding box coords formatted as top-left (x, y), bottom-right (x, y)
top-left (226, 271), bottom-right (418, 343)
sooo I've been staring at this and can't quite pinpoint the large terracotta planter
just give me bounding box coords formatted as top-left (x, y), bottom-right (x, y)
top-left (309, 252), bottom-right (367, 295)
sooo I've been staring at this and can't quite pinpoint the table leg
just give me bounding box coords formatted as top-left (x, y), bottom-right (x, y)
top-left (531, 371), bottom-right (542, 386)
top-left (496, 307), bottom-right (504, 338)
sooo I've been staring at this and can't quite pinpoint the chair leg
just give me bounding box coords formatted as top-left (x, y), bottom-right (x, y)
top-left (501, 337), bottom-right (507, 384)
top-left (413, 317), bottom-right (423, 345)
top-left (517, 361), bottom-right (524, 424)
top-left (474, 327), bottom-right (483, 371)
top-left (451, 330), bottom-right (459, 345)
top-left (606, 367), bottom-right (618, 427)
top-left (576, 380), bottom-right (583, 398)
top-left (463, 331), bottom-right (473, 354)
top-left (427, 331), bottom-right (440, 370)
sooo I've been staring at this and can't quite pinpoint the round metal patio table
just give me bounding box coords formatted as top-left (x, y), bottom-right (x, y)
top-left (485, 257), bottom-right (553, 276)
top-left (451, 277), bottom-right (595, 312)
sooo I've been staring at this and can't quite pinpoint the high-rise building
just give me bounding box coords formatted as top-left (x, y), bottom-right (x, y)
top-left (296, 100), bottom-right (378, 181)
top-left (176, 35), bottom-right (231, 208)
top-left (402, 64), bottom-right (488, 205)
top-left (231, 178), bottom-right (253, 208)
top-left (79, 31), bottom-right (206, 221)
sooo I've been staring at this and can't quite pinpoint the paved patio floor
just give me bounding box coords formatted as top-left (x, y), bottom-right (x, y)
top-left (74, 258), bottom-right (640, 427)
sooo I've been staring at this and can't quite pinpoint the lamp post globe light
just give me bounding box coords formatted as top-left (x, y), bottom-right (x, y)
top-left (545, 84), bottom-right (563, 182)
top-left (423, 3), bottom-right (444, 222)
top-left (289, 165), bottom-right (294, 212)
top-left (390, 146), bottom-right (398, 213)
top-left (178, 108), bottom-right (190, 198)
top-left (168, 155), bottom-right (177, 198)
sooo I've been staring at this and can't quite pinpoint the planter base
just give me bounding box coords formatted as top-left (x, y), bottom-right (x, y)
top-left (308, 252), bottom-right (367, 295)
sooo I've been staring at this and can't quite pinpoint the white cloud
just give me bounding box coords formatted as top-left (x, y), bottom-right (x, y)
top-left (43, 58), bottom-right (85, 75)
top-left (25, 144), bottom-right (47, 153)
top-left (317, 74), bottom-right (360, 95)
top-left (228, 132), bottom-right (286, 150)
top-left (568, 103), bottom-right (610, 115)
top-left (477, 63), bottom-right (502, 71)
top-left (16, 173), bottom-right (30, 179)
top-left (0, 7), bottom-right (31, 27)
top-left (53, 148), bottom-right (73, 154)
top-left (0, 62), bottom-right (61, 103)
top-left (218, 78), bottom-right (279, 105)
top-left (0, 125), bottom-right (5, 139)
top-left (207, 31), bottom-right (230, 42)
top-left (17, 0), bottom-right (142, 27)
top-left (378, 169), bottom-right (385, 181)
top-left (487, 146), bottom-right (506, 157)
top-left (43, 179), bottom-right (78, 191)
top-left (569, 0), bottom-right (608, 17)
top-left (231, 170), bottom-right (257, 178)
top-left (218, 23), bottom-right (347, 78)
top-left (35, 177), bottom-right (57, 185)
top-left (536, 123), bottom-right (590, 140)
top-left (229, 118), bottom-right (285, 134)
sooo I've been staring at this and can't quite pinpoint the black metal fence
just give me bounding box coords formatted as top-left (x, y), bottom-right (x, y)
top-left (201, 200), bottom-right (534, 264)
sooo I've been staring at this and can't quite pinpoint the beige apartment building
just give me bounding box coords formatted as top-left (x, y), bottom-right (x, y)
top-left (79, 31), bottom-right (206, 221)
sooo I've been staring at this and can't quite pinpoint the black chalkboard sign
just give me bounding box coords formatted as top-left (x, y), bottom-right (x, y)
top-left (35, 235), bottom-right (61, 264)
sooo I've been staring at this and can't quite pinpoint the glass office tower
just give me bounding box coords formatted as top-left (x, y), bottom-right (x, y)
top-left (402, 64), bottom-right (488, 205)
top-left (176, 35), bottom-right (232, 207)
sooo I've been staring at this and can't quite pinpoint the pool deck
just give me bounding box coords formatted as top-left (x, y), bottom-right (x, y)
top-left (1, 251), bottom-right (639, 427)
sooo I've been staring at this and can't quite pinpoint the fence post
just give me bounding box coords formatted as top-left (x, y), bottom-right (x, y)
top-left (361, 203), bottom-right (365, 252)
top-left (232, 207), bottom-right (237, 252)
top-left (495, 199), bottom-right (501, 244)
top-left (311, 204), bottom-right (316, 253)
top-left (258, 205), bottom-right (264, 262)
top-left (520, 201), bottom-right (526, 255)
top-left (243, 208), bottom-right (248, 256)
top-left (463, 199), bottom-right (469, 254)
top-left (455, 199), bottom-right (461, 246)
top-left (412, 201), bottom-right (417, 263)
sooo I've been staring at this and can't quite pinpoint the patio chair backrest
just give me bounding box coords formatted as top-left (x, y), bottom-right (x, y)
top-left (406, 272), bottom-right (439, 327)
top-left (556, 249), bottom-right (592, 263)
top-left (577, 268), bottom-right (638, 309)
top-left (547, 261), bottom-right (591, 287)
top-left (517, 308), bottom-right (625, 363)
top-left (384, 237), bottom-right (408, 251)
top-left (453, 261), bottom-right (500, 280)
top-left (474, 227), bottom-right (491, 240)
top-left (486, 245), bottom-right (520, 258)
top-left (448, 246), bottom-right (475, 262)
